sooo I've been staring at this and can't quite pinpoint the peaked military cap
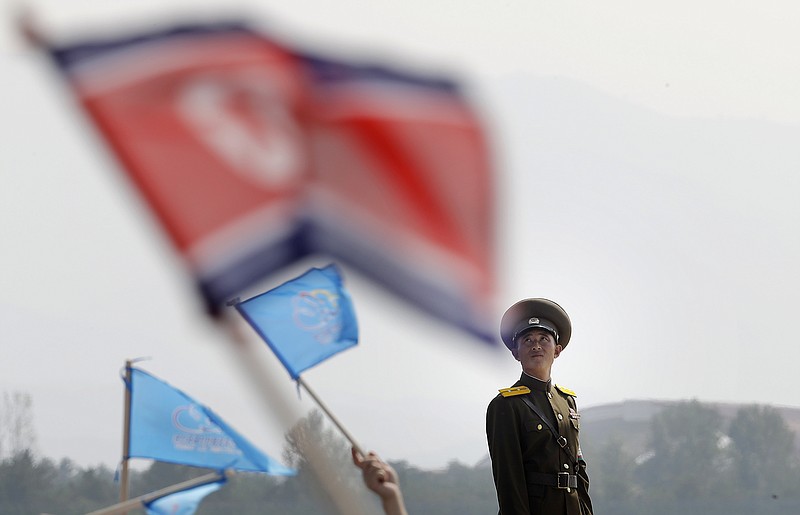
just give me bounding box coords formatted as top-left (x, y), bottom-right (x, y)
top-left (500, 298), bottom-right (572, 351)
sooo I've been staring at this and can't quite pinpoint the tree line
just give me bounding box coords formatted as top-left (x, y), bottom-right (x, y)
top-left (587, 400), bottom-right (800, 515)
top-left (1, 397), bottom-right (798, 514)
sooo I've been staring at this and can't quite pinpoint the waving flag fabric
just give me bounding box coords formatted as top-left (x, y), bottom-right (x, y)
top-left (48, 21), bottom-right (495, 342)
top-left (126, 367), bottom-right (295, 475)
top-left (145, 476), bottom-right (224, 515)
top-left (144, 476), bottom-right (225, 515)
top-left (235, 264), bottom-right (358, 379)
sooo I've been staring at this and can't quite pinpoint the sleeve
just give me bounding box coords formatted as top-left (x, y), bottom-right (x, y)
top-left (486, 396), bottom-right (529, 515)
top-left (572, 398), bottom-right (593, 515)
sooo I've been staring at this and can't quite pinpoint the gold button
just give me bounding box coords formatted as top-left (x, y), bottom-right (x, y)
top-left (557, 413), bottom-right (563, 421)
top-left (537, 424), bottom-right (543, 430)
top-left (566, 488), bottom-right (572, 493)
top-left (564, 463), bottom-right (570, 469)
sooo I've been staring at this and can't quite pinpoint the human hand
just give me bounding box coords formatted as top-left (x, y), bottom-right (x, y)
top-left (351, 447), bottom-right (403, 503)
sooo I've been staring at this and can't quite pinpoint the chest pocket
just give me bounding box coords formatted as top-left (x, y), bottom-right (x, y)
top-left (524, 415), bottom-right (555, 447)
top-left (525, 417), bottom-right (550, 434)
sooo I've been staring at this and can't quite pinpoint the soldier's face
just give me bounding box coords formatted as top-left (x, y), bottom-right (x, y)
top-left (514, 329), bottom-right (562, 378)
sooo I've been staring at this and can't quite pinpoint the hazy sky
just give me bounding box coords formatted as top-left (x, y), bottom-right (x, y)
top-left (1, 0), bottom-right (799, 472)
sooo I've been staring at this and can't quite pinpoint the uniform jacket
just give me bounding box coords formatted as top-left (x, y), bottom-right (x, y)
top-left (486, 372), bottom-right (593, 515)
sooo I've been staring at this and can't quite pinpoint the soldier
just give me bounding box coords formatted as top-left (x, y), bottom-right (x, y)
top-left (486, 298), bottom-right (593, 515)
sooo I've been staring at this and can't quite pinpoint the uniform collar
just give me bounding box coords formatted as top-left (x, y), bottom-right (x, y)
top-left (520, 371), bottom-right (552, 392)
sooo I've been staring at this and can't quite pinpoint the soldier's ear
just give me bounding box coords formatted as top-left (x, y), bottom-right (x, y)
top-left (554, 344), bottom-right (563, 359)
top-left (511, 347), bottom-right (520, 361)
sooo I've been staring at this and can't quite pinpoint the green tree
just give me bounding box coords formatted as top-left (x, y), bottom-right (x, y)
top-left (727, 404), bottom-right (798, 498)
top-left (638, 400), bottom-right (725, 499)
top-left (590, 436), bottom-right (636, 501)
top-left (199, 472), bottom-right (286, 515)
top-left (398, 459), bottom-right (497, 515)
top-left (0, 450), bottom-right (41, 510)
top-left (58, 461), bottom-right (119, 514)
top-left (281, 409), bottom-right (378, 515)
top-left (0, 391), bottom-right (37, 459)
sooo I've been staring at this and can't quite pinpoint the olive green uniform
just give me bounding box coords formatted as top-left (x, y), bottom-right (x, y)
top-left (486, 373), bottom-right (593, 515)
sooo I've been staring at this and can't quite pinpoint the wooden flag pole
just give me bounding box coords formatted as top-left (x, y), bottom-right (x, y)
top-left (296, 375), bottom-right (363, 457)
top-left (222, 315), bottom-right (370, 515)
top-left (85, 470), bottom-right (229, 515)
top-left (119, 360), bottom-right (133, 511)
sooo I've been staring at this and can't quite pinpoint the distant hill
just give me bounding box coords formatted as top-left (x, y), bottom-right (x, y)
top-left (581, 400), bottom-right (800, 461)
top-left (475, 400), bottom-right (800, 468)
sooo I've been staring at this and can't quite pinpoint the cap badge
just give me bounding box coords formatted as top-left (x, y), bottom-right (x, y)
top-left (528, 317), bottom-right (539, 324)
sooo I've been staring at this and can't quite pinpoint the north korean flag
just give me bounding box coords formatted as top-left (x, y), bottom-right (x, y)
top-left (48, 21), bottom-right (496, 342)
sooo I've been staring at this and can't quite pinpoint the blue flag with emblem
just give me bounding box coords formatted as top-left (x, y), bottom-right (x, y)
top-left (127, 367), bottom-right (295, 475)
top-left (144, 476), bottom-right (226, 515)
top-left (235, 264), bottom-right (358, 380)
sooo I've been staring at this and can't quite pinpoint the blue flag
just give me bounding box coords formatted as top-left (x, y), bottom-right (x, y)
top-left (127, 368), bottom-right (295, 475)
top-left (235, 264), bottom-right (359, 379)
top-left (145, 476), bottom-right (225, 515)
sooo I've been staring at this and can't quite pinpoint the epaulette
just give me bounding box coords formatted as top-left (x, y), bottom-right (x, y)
top-left (499, 386), bottom-right (530, 397)
top-left (555, 384), bottom-right (577, 397)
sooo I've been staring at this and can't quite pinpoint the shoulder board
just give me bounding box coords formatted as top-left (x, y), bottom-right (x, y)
top-left (555, 384), bottom-right (577, 397)
top-left (499, 386), bottom-right (530, 397)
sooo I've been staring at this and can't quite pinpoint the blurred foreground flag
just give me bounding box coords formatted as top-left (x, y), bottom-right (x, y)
top-left (127, 367), bottom-right (295, 474)
top-left (48, 21), bottom-right (495, 342)
top-left (235, 264), bottom-right (358, 379)
top-left (145, 476), bottom-right (225, 515)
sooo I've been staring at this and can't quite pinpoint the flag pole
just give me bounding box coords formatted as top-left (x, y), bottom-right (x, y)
top-left (296, 375), bottom-right (363, 456)
top-left (119, 359), bottom-right (133, 510)
top-left (222, 315), bottom-right (369, 515)
top-left (85, 470), bottom-right (229, 515)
